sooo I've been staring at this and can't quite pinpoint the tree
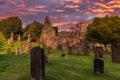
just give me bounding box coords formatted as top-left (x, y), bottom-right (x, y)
top-left (87, 16), bottom-right (120, 44)
top-left (86, 15), bottom-right (120, 62)
top-left (23, 21), bottom-right (43, 41)
top-left (0, 16), bottom-right (22, 39)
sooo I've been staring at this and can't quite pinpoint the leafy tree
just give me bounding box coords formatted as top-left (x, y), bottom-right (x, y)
top-left (86, 16), bottom-right (120, 61)
top-left (0, 16), bottom-right (22, 39)
top-left (86, 15), bottom-right (120, 44)
top-left (23, 21), bottom-right (43, 41)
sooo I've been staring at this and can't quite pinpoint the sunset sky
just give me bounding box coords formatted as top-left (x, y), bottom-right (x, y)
top-left (0, 0), bottom-right (120, 28)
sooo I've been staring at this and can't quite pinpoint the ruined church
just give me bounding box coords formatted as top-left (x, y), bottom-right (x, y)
top-left (39, 16), bottom-right (58, 49)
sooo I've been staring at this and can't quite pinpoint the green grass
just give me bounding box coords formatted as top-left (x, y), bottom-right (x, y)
top-left (0, 52), bottom-right (120, 80)
top-left (0, 32), bottom-right (120, 80)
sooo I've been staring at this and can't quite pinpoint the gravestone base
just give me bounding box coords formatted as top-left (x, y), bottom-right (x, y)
top-left (94, 58), bottom-right (104, 74)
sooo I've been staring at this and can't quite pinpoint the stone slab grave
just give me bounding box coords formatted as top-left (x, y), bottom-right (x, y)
top-left (68, 46), bottom-right (74, 55)
top-left (6, 48), bottom-right (11, 54)
top-left (94, 47), bottom-right (104, 74)
top-left (83, 41), bottom-right (90, 56)
top-left (76, 46), bottom-right (83, 55)
top-left (111, 43), bottom-right (120, 62)
top-left (30, 47), bottom-right (45, 80)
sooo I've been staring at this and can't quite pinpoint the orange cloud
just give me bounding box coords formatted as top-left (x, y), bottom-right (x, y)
top-left (35, 5), bottom-right (47, 9)
top-left (65, 0), bottom-right (82, 4)
top-left (53, 10), bottom-right (65, 12)
top-left (53, 21), bottom-right (77, 27)
top-left (107, 0), bottom-right (120, 5)
top-left (65, 5), bottom-right (79, 9)
top-left (94, 2), bottom-right (110, 9)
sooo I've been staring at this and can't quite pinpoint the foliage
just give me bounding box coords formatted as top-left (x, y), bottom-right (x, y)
top-left (0, 16), bottom-right (22, 39)
top-left (86, 15), bottom-right (120, 44)
top-left (23, 21), bottom-right (43, 41)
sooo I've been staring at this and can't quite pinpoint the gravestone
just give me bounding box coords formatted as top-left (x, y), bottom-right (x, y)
top-left (6, 48), bottom-right (11, 54)
top-left (17, 34), bottom-right (21, 43)
top-left (19, 46), bottom-right (22, 55)
top-left (94, 58), bottom-right (104, 74)
top-left (15, 47), bottom-right (19, 55)
top-left (27, 33), bottom-right (31, 43)
top-left (57, 44), bottom-right (62, 51)
top-left (76, 46), bottom-right (83, 55)
top-left (68, 47), bottom-right (74, 55)
top-left (24, 41), bottom-right (30, 52)
top-left (47, 47), bottom-right (52, 54)
top-left (10, 31), bottom-right (14, 42)
top-left (111, 43), bottom-right (120, 62)
top-left (94, 47), bottom-right (103, 58)
top-left (30, 47), bottom-right (45, 80)
top-left (44, 54), bottom-right (48, 64)
top-left (93, 47), bottom-right (104, 74)
top-left (61, 53), bottom-right (65, 57)
top-left (8, 39), bottom-right (11, 44)
top-left (83, 41), bottom-right (90, 56)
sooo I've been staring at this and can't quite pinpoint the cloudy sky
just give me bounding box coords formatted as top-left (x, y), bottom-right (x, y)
top-left (0, 0), bottom-right (120, 28)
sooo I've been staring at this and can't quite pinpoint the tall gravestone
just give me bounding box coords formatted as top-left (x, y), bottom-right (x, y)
top-left (83, 41), bottom-right (90, 56)
top-left (30, 47), bottom-right (45, 80)
top-left (111, 43), bottom-right (120, 62)
top-left (10, 31), bottom-right (14, 42)
top-left (94, 47), bottom-right (104, 74)
top-left (17, 34), bottom-right (21, 43)
top-left (68, 46), bottom-right (74, 55)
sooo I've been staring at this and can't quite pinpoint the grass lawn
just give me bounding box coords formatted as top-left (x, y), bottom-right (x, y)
top-left (0, 50), bottom-right (120, 80)
top-left (0, 32), bottom-right (120, 80)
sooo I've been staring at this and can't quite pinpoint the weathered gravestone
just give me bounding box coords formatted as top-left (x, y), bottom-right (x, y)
top-left (30, 47), bottom-right (45, 80)
top-left (68, 46), bottom-right (74, 55)
top-left (6, 48), bottom-right (11, 54)
top-left (44, 54), bottom-right (48, 64)
top-left (76, 46), bottom-right (83, 55)
top-left (15, 47), bottom-right (19, 55)
top-left (47, 47), bottom-right (52, 54)
top-left (10, 31), bottom-right (14, 42)
top-left (83, 41), bottom-right (90, 56)
top-left (93, 47), bottom-right (104, 74)
top-left (57, 44), bottom-right (62, 51)
top-left (111, 43), bottom-right (120, 62)
top-left (94, 58), bottom-right (104, 74)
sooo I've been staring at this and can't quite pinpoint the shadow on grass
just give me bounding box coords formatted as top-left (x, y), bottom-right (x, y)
top-left (45, 75), bottom-right (57, 80)
top-left (18, 76), bottom-right (30, 80)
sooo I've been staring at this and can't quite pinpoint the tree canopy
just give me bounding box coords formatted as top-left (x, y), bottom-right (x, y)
top-left (23, 21), bottom-right (43, 41)
top-left (0, 16), bottom-right (22, 39)
top-left (86, 15), bottom-right (120, 44)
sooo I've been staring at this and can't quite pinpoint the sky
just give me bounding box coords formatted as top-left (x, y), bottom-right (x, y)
top-left (0, 0), bottom-right (120, 29)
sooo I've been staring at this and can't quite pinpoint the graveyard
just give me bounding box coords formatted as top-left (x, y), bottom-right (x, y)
top-left (0, 32), bottom-right (120, 80)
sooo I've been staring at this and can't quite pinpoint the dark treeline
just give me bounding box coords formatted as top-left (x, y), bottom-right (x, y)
top-left (0, 16), bottom-right (43, 41)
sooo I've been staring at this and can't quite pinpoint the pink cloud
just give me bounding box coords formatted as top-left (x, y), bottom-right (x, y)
top-left (65, 0), bottom-right (82, 4)
top-left (65, 5), bottom-right (79, 9)
top-left (35, 5), bottom-right (47, 9)
top-left (53, 10), bottom-right (65, 12)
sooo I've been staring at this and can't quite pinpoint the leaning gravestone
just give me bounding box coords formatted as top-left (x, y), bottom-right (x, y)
top-left (30, 47), bottom-right (45, 80)
top-left (94, 47), bottom-right (104, 74)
